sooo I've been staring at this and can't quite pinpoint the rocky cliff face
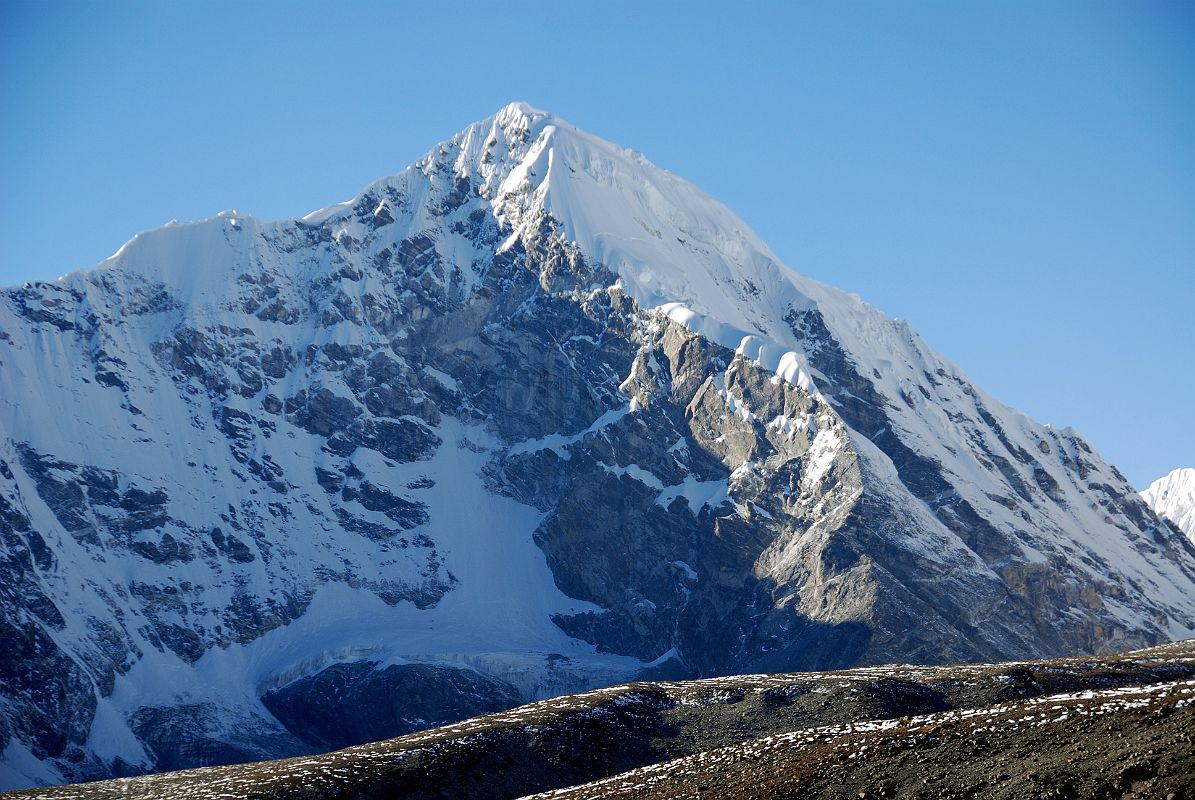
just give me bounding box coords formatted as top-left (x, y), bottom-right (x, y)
top-left (2, 102), bottom-right (1194, 789)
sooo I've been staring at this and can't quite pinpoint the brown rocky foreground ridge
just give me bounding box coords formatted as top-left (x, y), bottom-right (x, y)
top-left (6, 639), bottom-right (1194, 800)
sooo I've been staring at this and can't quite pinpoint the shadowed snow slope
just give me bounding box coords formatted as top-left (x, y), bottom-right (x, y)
top-left (2, 102), bottom-right (1194, 790)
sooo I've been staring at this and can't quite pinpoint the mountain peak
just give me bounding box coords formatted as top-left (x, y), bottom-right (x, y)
top-left (4, 102), bottom-right (1195, 790)
top-left (493, 100), bottom-right (553, 128)
top-left (444, 104), bottom-right (825, 372)
top-left (1143, 468), bottom-right (1195, 543)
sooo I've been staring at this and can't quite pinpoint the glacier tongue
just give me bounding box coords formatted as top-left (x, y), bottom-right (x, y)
top-left (2, 101), bottom-right (1194, 790)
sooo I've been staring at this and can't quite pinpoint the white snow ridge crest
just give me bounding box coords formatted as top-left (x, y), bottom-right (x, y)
top-left (1, 102), bottom-right (1194, 790)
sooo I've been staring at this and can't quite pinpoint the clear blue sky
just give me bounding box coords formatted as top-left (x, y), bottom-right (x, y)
top-left (2, 0), bottom-right (1191, 488)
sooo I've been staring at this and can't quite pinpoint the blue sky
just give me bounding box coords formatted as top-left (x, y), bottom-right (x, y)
top-left (1, 0), bottom-right (1191, 488)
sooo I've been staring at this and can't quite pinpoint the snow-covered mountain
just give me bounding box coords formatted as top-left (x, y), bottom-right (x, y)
top-left (1143, 468), bottom-right (1195, 544)
top-left (3, 102), bottom-right (1194, 790)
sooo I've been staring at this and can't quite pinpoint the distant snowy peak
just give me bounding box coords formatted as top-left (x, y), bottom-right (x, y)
top-left (1143, 468), bottom-right (1195, 543)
